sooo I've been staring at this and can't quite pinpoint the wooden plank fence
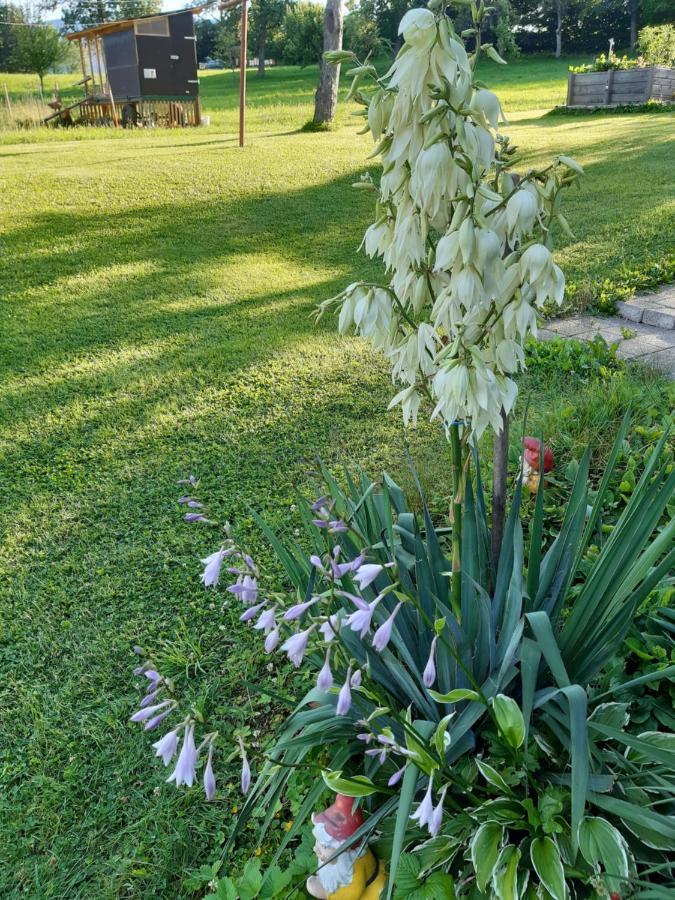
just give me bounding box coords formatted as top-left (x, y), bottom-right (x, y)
top-left (566, 66), bottom-right (674, 108)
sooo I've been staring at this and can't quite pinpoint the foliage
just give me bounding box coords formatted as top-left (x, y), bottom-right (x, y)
top-left (161, 417), bottom-right (675, 897)
top-left (2, 55), bottom-right (675, 898)
top-left (638, 23), bottom-right (675, 67)
top-left (15, 19), bottom-right (69, 92)
top-left (569, 52), bottom-right (641, 73)
top-left (0, 2), bottom-right (24, 71)
top-left (60, 0), bottom-right (161, 32)
top-left (344, 7), bottom-right (390, 60)
top-left (247, 0), bottom-right (288, 74)
top-left (275, 2), bottom-right (323, 67)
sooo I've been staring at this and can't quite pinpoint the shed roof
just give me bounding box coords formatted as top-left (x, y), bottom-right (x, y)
top-left (65, 4), bottom-right (211, 41)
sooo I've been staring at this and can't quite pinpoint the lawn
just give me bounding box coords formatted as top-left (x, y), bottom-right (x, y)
top-left (0, 58), bottom-right (673, 898)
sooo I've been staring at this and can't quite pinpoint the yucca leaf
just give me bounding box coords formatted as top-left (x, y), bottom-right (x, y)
top-left (525, 440), bottom-right (546, 604)
top-left (385, 761), bottom-right (419, 900)
top-left (520, 636), bottom-right (541, 742)
top-left (526, 611), bottom-right (570, 688)
top-left (572, 408), bottom-right (632, 573)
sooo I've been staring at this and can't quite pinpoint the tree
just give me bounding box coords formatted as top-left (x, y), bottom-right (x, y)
top-left (276, 2), bottom-right (323, 66)
top-left (248, 0), bottom-right (287, 77)
top-left (344, 7), bottom-right (388, 58)
top-left (0, 3), bottom-right (25, 71)
top-left (313, 0), bottom-right (344, 125)
top-left (214, 9), bottom-right (241, 69)
top-left (195, 16), bottom-right (220, 62)
top-left (16, 18), bottom-right (67, 92)
top-left (60, 0), bottom-right (160, 32)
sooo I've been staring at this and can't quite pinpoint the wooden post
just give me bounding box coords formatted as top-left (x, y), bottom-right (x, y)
top-left (239, 0), bottom-right (248, 147)
top-left (95, 37), bottom-right (105, 92)
top-left (3, 83), bottom-right (11, 114)
top-left (78, 38), bottom-right (87, 93)
top-left (605, 69), bottom-right (614, 106)
top-left (107, 82), bottom-right (118, 127)
top-left (565, 71), bottom-right (573, 107)
top-left (87, 38), bottom-right (96, 93)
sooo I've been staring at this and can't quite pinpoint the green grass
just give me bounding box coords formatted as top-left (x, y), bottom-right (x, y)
top-left (0, 58), bottom-right (673, 898)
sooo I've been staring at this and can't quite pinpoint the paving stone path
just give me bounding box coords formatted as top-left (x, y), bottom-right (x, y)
top-left (543, 284), bottom-right (675, 378)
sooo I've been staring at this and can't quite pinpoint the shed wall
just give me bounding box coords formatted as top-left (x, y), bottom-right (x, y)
top-left (103, 28), bottom-right (140, 99)
top-left (136, 11), bottom-right (199, 99)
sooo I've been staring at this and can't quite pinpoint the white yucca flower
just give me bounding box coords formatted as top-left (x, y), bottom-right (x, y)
top-left (324, 4), bottom-right (581, 438)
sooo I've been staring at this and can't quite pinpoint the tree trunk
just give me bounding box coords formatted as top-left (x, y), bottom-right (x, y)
top-left (257, 24), bottom-right (266, 76)
top-left (555, 0), bottom-right (562, 58)
top-left (313, 0), bottom-right (344, 125)
top-left (630, 0), bottom-right (638, 51)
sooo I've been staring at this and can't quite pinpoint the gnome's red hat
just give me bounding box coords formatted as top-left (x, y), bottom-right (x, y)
top-left (523, 437), bottom-right (554, 473)
top-left (313, 794), bottom-right (364, 842)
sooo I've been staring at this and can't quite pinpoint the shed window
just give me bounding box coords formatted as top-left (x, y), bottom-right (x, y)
top-left (134, 16), bottom-right (169, 36)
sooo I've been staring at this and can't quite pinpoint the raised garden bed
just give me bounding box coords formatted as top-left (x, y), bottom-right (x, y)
top-left (566, 66), bottom-right (674, 107)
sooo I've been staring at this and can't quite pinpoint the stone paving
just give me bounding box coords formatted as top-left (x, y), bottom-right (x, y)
top-left (543, 283), bottom-right (675, 378)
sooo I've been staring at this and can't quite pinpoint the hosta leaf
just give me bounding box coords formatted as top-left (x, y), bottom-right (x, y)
top-left (429, 688), bottom-right (482, 704)
top-left (530, 836), bottom-right (566, 900)
top-left (322, 770), bottom-right (378, 797)
top-left (492, 844), bottom-right (521, 900)
top-left (476, 759), bottom-right (511, 793)
top-left (578, 817), bottom-right (630, 894)
top-left (470, 822), bottom-right (503, 892)
top-left (492, 694), bottom-right (525, 749)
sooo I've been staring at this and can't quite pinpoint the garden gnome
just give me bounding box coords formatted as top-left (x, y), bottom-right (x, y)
top-left (306, 794), bottom-right (386, 900)
top-left (522, 436), bottom-right (554, 491)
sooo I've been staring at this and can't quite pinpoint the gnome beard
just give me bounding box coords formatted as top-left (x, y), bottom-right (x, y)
top-left (312, 822), bottom-right (362, 894)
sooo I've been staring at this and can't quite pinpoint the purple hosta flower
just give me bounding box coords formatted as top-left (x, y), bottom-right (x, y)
top-left (203, 745), bottom-right (216, 801)
top-left (133, 645), bottom-right (143, 656)
top-left (200, 548), bottom-right (231, 588)
top-left (336, 668), bottom-right (353, 716)
top-left (178, 496), bottom-right (195, 505)
top-left (152, 728), bottom-right (179, 766)
top-left (344, 595), bottom-right (382, 638)
top-left (130, 699), bottom-right (172, 724)
top-left (366, 746), bottom-right (388, 765)
top-left (166, 724), bottom-right (198, 787)
top-left (238, 739), bottom-right (251, 795)
top-left (311, 496), bottom-right (330, 512)
top-left (186, 500), bottom-right (204, 509)
top-left (239, 600), bottom-right (267, 623)
top-left (283, 597), bottom-right (319, 621)
top-left (227, 573), bottom-right (258, 605)
top-left (144, 706), bottom-right (174, 731)
top-left (357, 731), bottom-right (373, 744)
top-left (264, 628), bottom-right (280, 653)
top-left (177, 475), bottom-right (198, 487)
top-left (317, 652), bottom-right (333, 691)
top-left (354, 563), bottom-right (384, 590)
top-left (144, 669), bottom-right (161, 684)
top-left (429, 785), bottom-right (448, 837)
top-left (423, 637), bottom-right (438, 688)
top-left (280, 626), bottom-right (314, 667)
top-left (388, 765), bottom-right (406, 787)
top-left (184, 512), bottom-right (211, 523)
top-left (350, 669), bottom-right (362, 688)
top-left (410, 777), bottom-right (435, 829)
top-left (372, 602), bottom-right (403, 653)
top-left (320, 614), bottom-right (340, 642)
top-left (254, 606), bottom-right (277, 634)
top-left (140, 689), bottom-right (160, 708)
top-left (328, 519), bottom-right (348, 534)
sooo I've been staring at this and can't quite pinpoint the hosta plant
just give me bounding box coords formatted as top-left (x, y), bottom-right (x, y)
top-left (131, 414), bottom-right (675, 897)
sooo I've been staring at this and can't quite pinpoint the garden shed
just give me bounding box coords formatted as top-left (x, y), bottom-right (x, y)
top-left (59, 6), bottom-right (208, 126)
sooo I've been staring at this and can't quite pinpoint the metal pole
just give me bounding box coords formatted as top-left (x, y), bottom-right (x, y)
top-left (3, 83), bottom-right (11, 114)
top-left (239, 0), bottom-right (247, 147)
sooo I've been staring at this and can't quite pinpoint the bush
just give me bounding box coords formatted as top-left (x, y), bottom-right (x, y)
top-left (276, 3), bottom-right (323, 67)
top-left (638, 23), bottom-right (675, 67)
top-left (344, 10), bottom-right (389, 60)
